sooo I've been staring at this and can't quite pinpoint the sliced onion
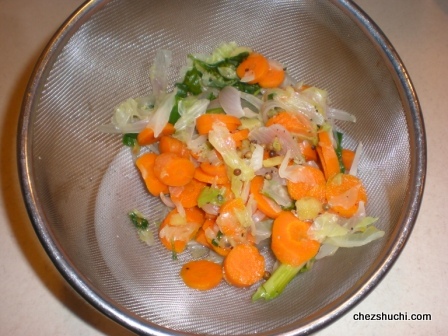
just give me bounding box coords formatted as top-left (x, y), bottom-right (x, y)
top-left (240, 91), bottom-right (263, 110)
top-left (201, 203), bottom-right (220, 216)
top-left (252, 210), bottom-right (266, 223)
top-left (159, 192), bottom-right (175, 208)
top-left (349, 142), bottom-right (363, 177)
top-left (146, 91), bottom-right (176, 138)
top-left (249, 124), bottom-right (304, 161)
top-left (240, 70), bottom-right (255, 83)
top-left (260, 100), bottom-right (291, 123)
top-left (219, 86), bottom-right (245, 118)
top-left (328, 185), bottom-right (360, 209)
top-left (279, 150), bottom-right (317, 183)
top-left (315, 243), bottom-right (339, 260)
top-left (207, 98), bottom-right (222, 110)
top-left (98, 119), bottom-right (149, 134)
top-left (328, 107), bottom-right (356, 122)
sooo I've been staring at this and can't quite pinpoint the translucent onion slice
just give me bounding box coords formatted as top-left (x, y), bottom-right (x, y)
top-left (219, 86), bottom-right (245, 118)
top-left (249, 124), bottom-right (304, 161)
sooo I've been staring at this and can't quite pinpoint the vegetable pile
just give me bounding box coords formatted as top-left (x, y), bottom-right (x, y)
top-left (101, 42), bottom-right (384, 301)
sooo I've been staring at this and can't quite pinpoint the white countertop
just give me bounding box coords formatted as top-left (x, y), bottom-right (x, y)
top-left (1, 0), bottom-right (446, 335)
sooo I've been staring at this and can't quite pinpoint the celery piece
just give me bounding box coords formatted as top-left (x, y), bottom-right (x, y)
top-left (252, 263), bottom-right (305, 301)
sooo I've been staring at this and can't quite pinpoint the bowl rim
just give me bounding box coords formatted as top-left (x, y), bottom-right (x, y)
top-left (17, 0), bottom-right (426, 335)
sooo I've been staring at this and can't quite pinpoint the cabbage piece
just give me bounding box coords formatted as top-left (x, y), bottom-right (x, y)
top-left (271, 86), bottom-right (326, 125)
top-left (208, 123), bottom-right (255, 182)
top-left (146, 91), bottom-right (176, 138)
top-left (150, 49), bottom-right (172, 98)
top-left (197, 186), bottom-right (226, 208)
top-left (308, 211), bottom-right (384, 250)
top-left (262, 176), bottom-right (293, 208)
top-left (174, 96), bottom-right (209, 142)
top-left (308, 213), bottom-right (349, 242)
top-left (324, 226), bottom-right (385, 247)
top-left (99, 95), bottom-right (156, 133)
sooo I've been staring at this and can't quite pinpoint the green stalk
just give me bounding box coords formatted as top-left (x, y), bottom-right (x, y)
top-left (252, 262), bottom-right (305, 301)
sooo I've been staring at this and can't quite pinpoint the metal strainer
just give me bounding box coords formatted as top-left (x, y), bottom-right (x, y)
top-left (18, 0), bottom-right (425, 335)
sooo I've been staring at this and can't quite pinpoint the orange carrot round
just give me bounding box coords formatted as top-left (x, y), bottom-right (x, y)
top-left (231, 128), bottom-right (250, 148)
top-left (137, 123), bottom-right (175, 146)
top-left (299, 140), bottom-right (318, 162)
top-left (286, 165), bottom-right (326, 202)
top-left (236, 53), bottom-right (269, 84)
top-left (180, 260), bottom-right (223, 291)
top-left (135, 153), bottom-right (169, 196)
top-left (317, 131), bottom-right (341, 181)
top-left (223, 244), bottom-right (265, 287)
top-left (258, 62), bottom-right (285, 88)
top-left (194, 167), bottom-right (229, 185)
top-left (200, 161), bottom-right (228, 178)
top-left (217, 198), bottom-right (247, 238)
top-left (196, 114), bottom-right (241, 135)
top-left (341, 149), bottom-right (355, 171)
top-left (266, 112), bottom-right (313, 138)
top-left (170, 179), bottom-right (207, 208)
top-left (159, 207), bottom-right (204, 253)
top-left (326, 173), bottom-right (367, 217)
top-left (202, 218), bottom-right (231, 256)
top-left (159, 135), bottom-right (190, 158)
top-left (153, 152), bottom-right (196, 187)
top-left (250, 175), bottom-right (282, 219)
top-left (271, 211), bottom-right (320, 266)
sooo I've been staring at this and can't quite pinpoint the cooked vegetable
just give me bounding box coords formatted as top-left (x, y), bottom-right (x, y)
top-left (223, 244), bottom-right (265, 287)
top-left (102, 42), bottom-right (384, 299)
top-left (153, 152), bottom-right (196, 187)
top-left (180, 260), bottom-right (223, 290)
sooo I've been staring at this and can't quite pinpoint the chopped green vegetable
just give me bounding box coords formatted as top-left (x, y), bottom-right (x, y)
top-left (128, 210), bottom-right (149, 230)
top-left (122, 133), bottom-right (138, 147)
top-left (197, 186), bottom-right (226, 207)
top-left (334, 131), bottom-right (345, 173)
top-left (252, 263), bottom-right (305, 301)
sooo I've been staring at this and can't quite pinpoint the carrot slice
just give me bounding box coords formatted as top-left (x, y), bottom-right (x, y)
top-left (159, 207), bottom-right (204, 253)
top-left (217, 198), bottom-right (247, 238)
top-left (286, 165), bottom-right (326, 202)
top-left (316, 131), bottom-right (341, 181)
top-left (159, 135), bottom-right (190, 158)
top-left (258, 62), bottom-right (285, 88)
top-left (236, 53), bottom-right (269, 84)
top-left (200, 162), bottom-right (228, 178)
top-left (180, 260), bottom-right (223, 290)
top-left (341, 149), bottom-right (355, 171)
top-left (231, 128), bottom-right (250, 148)
top-left (223, 244), bottom-right (265, 287)
top-left (135, 153), bottom-right (169, 196)
top-left (266, 112), bottom-right (313, 138)
top-left (170, 179), bottom-right (207, 208)
top-left (153, 152), bottom-right (196, 187)
top-left (326, 173), bottom-right (367, 217)
top-left (194, 167), bottom-right (229, 185)
top-left (299, 140), bottom-right (317, 162)
top-left (202, 218), bottom-right (231, 256)
top-left (250, 175), bottom-right (282, 219)
top-left (137, 123), bottom-right (175, 146)
top-left (271, 211), bottom-right (320, 266)
top-left (196, 114), bottom-right (242, 135)
top-left (195, 227), bottom-right (213, 249)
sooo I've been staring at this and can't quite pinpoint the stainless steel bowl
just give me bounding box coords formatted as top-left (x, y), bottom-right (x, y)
top-left (18, 0), bottom-right (426, 335)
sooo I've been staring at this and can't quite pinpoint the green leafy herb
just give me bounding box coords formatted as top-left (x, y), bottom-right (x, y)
top-left (334, 131), bottom-right (345, 173)
top-left (128, 210), bottom-right (149, 230)
top-left (122, 133), bottom-right (138, 147)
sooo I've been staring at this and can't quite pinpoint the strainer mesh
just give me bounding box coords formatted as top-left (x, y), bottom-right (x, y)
top-left (29, 0), bottom-right (410, 334)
